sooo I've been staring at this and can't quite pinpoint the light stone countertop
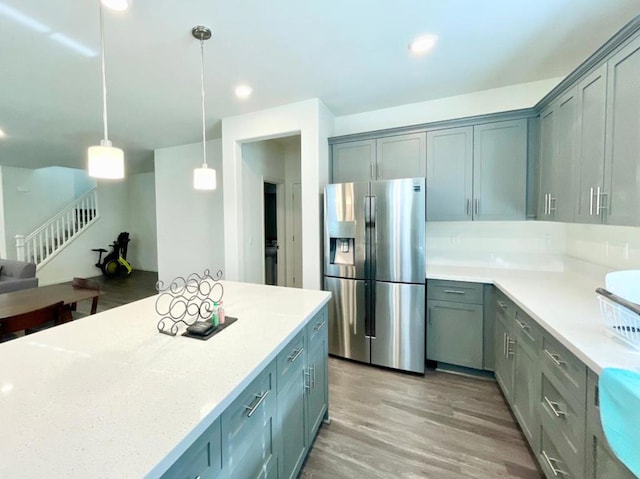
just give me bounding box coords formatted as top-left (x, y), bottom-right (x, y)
top-left (0, 281), bottom-right (331, 479)
top-left (427, 262), bottom-right (640, 375)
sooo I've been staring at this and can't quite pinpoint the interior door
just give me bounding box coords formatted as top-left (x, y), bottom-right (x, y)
top-left (371, 281), bottom-right (425, 373)
top-left (324, 276), bottom-right (369, 363)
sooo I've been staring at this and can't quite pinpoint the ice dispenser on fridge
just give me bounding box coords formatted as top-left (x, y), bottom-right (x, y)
top-left (328, 222), bottom-right (356, 266)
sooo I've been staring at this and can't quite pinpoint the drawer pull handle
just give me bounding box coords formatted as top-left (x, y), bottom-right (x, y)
top-left (516, 320), bottom-right (530, 331)
top-left (310, 365), bottom-right (316, 388)
top-left (506, 336), bottom-right (514, 358)
top-left (304, 368), bottom-right (311, 390)
top-left (288, 347), bottom-right (304, 363)
top-left (497, 300), bottom-right (507, 310)
top-left (444, 289), bottom-right (465, 295)
top-left (544, 349), bottom-right (566, 367)
top-left (542, 450), bottom-right (567, 477)
top-left (544, 396), bottom-right (566, 418)
top-left (245, 390), bottom-right (270, 417)
top-left (313, 320), bottom-right (326, 332)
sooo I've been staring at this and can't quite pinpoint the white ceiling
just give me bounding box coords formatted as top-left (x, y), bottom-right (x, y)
top-left (0, 0), bottom-right (638, 173)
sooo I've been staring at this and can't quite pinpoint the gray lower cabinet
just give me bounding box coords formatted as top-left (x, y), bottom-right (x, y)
top-left (494, 291), bottom-right (515, 402)
top-left (160, 418), bottom-right (222, 479)
top-left (160, 305), bottom-right (329, 479)
top-left (426, 280), bottom-right (484, 369)
top-left (585, 370), bottom-right (636, 479)
top-left (511, 308), bottom-right (541, 450)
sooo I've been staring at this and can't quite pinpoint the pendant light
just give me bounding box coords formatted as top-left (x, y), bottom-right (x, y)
top-left (192, 25), bottom-right (216, 191)
top-left (88, 2), bottom-right (124, 179)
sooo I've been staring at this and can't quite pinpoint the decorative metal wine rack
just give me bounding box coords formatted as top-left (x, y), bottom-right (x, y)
top-left (155, 269), bottom-right (224, 336)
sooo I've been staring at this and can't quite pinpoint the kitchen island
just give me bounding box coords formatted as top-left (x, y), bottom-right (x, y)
top-left (0, 280), bottom-right (331, 478)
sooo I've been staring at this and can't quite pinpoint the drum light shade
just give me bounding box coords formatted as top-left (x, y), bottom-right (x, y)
top-left (88, 142), bottom-right (124, 179)
top-left (193, 165), bottom-right (216, 190)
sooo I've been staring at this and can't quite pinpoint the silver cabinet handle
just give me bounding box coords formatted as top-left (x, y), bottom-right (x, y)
top-left (544, 396), bottom-right (566, 418)
top-left (245, 390), bottom-right (270, 417)
top-left (545, 193), bottom-right (550, 216)
top-left (503, 332), bottom-right (507, 357)
top-left (549, 195), bottom-right (556, 213)
top-left (506, 336), bottom-right (515, 357)
top-left (304, 368), bottom-right (311, 390)
top-left (311, 365), bottom-right (316, 388)
top-left (370, 163), bottom-right (374, 180)
top-left (589, 187), bottom-right (594, 215)
top-left (313, 320), bottom-right (326, 332)
top-left (466, 199), bottom-right (471, 216)
top-left (288, 347), bottom-right (304, 363)
top-left (516, 320), bottom-right (530, 331)
top-left (544, 349), bottom-right (566, 367)
top-left (474, 198), bottom-right (479, 216)
top-left (542, 450), bottom-right (567, 477)
top-left (497, 300), bottom-right (507, 310)
top-left (444, 289), bottom-right (465, 295)
top-left (596, 186), bottom-right (601, 214)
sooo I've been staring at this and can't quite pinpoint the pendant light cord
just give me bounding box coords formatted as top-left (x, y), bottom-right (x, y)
top-left (100, 4), bottom-right (109, 142)
top-left (199, 37), bottom-right (207, 167)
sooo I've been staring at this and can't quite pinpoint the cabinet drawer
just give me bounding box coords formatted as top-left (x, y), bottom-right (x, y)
top-left (541, 333), bottom-right (587, 405)
top-left (427, 280), bottom-right (483, 304)
top-left (495, 289), bottom-right (515, 320)
top-left (161, 418), bottom-right (222, 479)
top-left (540, 373), bottom-right (586, 477)
top-left (513, 307), bottom-right (542, 351)
top-left (277, 330), bottom-right (305, 390)
top-left (539, 426), bottom-right (580, 479)
top-left (307, 308), bottom-right (328, 347)
top-left (222, 361), bottom-right (276, 475)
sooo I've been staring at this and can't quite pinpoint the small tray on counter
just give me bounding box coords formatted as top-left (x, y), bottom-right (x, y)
top-left (182, 316), bottom-right (238, 341)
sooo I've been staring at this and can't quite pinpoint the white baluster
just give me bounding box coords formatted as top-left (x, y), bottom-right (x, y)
top-left (15, 234), bottom-right (25, 261)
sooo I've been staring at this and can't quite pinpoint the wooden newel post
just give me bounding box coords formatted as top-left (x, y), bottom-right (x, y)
top-left (15, 234), bottom-right (25, 261)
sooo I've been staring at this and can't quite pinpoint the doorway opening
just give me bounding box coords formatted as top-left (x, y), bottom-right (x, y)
top-left (264, 182), bottom-right (278, 285)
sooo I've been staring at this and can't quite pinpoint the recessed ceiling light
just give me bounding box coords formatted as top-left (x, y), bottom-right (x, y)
top-left (101, 0), bottom-right (129, 11)
top-left (0, 128), bottom-right (6, 139)
top-left (235, 85), bottom-right (253, 99)
top-left (409, 34), bottom-right (437, 55)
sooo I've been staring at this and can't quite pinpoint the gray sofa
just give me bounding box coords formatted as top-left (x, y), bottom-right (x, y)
top-left (0, 259), bottom-right (39, 294)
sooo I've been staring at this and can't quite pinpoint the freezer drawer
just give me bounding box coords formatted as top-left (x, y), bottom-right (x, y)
top-left (371, 281), bottom-right (425, 373)
top-left (324, 276), bottom-right (369, 363)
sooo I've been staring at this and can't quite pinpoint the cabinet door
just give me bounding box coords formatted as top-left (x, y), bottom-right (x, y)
top-left (472, 119), bottom-right (527, 221)
top-left (604, 37), bottom-right (640, 226)
top-left (306, 331), bottom-right (328, 445)
top-left (376, 132), bottom-right (426, 180)
top-left (512, 339), bottom-right (539, 449)
top-left (426, 300), bottom-right (483, 369)
top-left (331, 140), bottom-right (375, 183)
top-left (494, 314), bottom-right (514, 403)
top-left (426, 126), bottom-right (473, 221)
top-left (279, 370), bottom-right (307, 479)
top-left (538, 106), bottom-right (556, 219)
top-left (574, 65), bottom-right (607, 224)
top-left (553, 88), bottom-right (578, 222)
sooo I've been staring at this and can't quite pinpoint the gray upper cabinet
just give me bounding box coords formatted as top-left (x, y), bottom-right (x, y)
top-left (376, 133), bottom-right (426, 180)
top-left (426, 120), bottom-right (527, 221)
top-left (426, 127), bottom-right (473, 221)
top-left (331, 139), bottom-right (375, 183)
top-left (473, 119), bottom-right (527, 221)
top-left (331, 133), bottom-right (426, 183)
top-left (604, 35), bottom-right (640, 226)
top-left (574, 64), bottom-right (608, 224)
top-left (538, 90), bottom-right (577, 222)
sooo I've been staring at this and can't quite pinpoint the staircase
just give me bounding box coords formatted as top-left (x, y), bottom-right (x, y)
top-left (15, 189), bottom-right (100, 270)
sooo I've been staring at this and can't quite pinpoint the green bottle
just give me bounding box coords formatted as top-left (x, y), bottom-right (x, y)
top-left (211, 301), bottom-right (219, 327)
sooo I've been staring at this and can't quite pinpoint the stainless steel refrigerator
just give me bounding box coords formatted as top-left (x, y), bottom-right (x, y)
top-left (323, 177), bottom-right (425, 374)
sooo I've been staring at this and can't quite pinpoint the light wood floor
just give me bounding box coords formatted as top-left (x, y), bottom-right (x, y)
top-left (301, 358), bottom-right (542, 479)
top-left (57, 274), bottom-right (541, 478)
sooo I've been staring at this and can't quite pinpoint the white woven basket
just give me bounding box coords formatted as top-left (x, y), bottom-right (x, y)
top-left (600, 270), bottom-right (640, 350)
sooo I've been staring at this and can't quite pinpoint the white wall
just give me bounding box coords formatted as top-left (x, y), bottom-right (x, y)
top-left (334, 78), bottom-right (563, 136)
top-left (241, 140), bottom-right (285, 283)
top-left (154, 139), bottom-right (225, 286)
top-left (128, 172), bottom-right (158, 272)
top-left (222, 98), bottom-right (333, 290)
top-left (37, 181), bottom-right (129, 285)
top-left (1, 166), bottom-right (84, 259)
top-left (0, 168), bottom-right (6, 258)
